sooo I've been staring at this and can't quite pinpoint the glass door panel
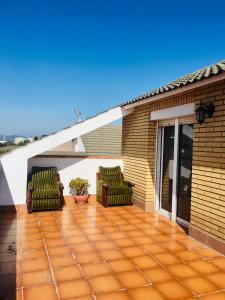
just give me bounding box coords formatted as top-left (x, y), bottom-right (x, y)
top-left (160, 126), bottom-right (175, 213)
top-left (177, 124), bottom-right (193, 223)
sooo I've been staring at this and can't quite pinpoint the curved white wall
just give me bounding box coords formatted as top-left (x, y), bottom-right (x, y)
top-left (28, 156), bottom-right (123, 195)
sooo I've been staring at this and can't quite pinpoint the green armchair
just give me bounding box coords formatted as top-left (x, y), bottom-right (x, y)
top-left (27, 166), bottom-right (64, 212)
top-left (96, 166), bottom-right (134, 207)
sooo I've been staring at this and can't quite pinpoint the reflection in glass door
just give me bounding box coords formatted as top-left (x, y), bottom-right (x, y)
top-left (177, 124), bottom-right (193, 223)
top-left (160, 126), bottom-right (175, 213)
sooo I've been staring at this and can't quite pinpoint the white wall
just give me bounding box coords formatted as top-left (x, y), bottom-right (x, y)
top-left (0, 162), bottom-right (14, 205)
top-left (0, 106), bottom-right (133, 205)
top-left (28, 156), bottom-right (123, 195)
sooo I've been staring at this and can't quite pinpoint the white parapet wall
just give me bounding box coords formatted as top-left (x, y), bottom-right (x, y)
top-left (0, 106), bottom-right (133, 206)
top-left (28, 156), bottom-right (123, 195)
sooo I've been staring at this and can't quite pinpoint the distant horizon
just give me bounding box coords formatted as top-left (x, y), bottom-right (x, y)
top-left (1, 0), bottom-right (225, 136)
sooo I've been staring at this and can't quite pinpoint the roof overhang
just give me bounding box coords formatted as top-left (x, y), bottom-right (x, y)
top-left (123, 72), bottom-right (225, 110)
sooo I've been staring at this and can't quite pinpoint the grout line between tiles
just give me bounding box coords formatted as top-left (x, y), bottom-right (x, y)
top-left (36, 212), bottom-right (60, 300)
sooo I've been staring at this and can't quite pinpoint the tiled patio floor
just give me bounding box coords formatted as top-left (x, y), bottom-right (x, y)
top-left (0, 196), bottom-right (225, 300)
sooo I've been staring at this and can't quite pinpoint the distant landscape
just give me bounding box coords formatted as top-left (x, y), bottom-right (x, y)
top-left (0, 135), bottom-right (20, 142)
top-left (0, 145), bottom-right (18, 155)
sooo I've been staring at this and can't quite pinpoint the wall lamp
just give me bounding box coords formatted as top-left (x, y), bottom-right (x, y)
top-left (195, 101), bottom-right (215, 125)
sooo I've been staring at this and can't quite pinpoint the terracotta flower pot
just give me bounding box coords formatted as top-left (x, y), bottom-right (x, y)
top-left (73, 194), bottom-right (89, 204)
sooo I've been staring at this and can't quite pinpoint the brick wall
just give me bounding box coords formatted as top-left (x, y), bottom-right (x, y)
top-left (122, 79), bottom-right (225, 242)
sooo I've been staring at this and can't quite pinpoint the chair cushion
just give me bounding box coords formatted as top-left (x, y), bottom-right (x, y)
top-left (108, 185), bottom-right (133, 195)
top-left (32, 185), bottom-right (60, 199)
top-left (32, 167), bottom-right (57, 187)
top-left (99, 166), bottom-right (122, 187)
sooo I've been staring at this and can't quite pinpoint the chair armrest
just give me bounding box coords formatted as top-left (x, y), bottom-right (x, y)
top-left (56, 173), bottom-right (64, 190)
top-left (57, 181), bottom-right (64, 190)
top-left (102, 183), bottom-right (109, 189)
top-left (28, 182), bottom-right (33, 191)
top-left (122, 180), bottom-right (134, 188)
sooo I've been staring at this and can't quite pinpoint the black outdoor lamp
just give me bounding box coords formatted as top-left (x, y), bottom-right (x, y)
top-left (195, 101), bottom-right (215, 125)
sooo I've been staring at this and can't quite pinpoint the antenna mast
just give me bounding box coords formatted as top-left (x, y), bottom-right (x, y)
top-left (72, 107), bottom-right (82, 123)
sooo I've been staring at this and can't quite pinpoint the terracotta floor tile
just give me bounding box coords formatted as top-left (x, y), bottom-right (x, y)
top-left (142, 243), bottom-right (166, 254)
top-left (87, 234), bottom-right (108, 242)
top-left (72, 242), bottom-right (95, 254)
top-left (175, 250), bottom-right (202, 262)
top-left (132, 236), bottom-right (153, 245)
top-left (144, 229), bottom-right (161, 236)
top-left (101, 226), bottom-right (117, 233)
top-left (179, 239), bottom-right (206, 250)
top-left (207, 272), bottom-right (225, 289)
top-left (108, 232), bottom-right (128, 240)
top-left (156, 279), bottom-right (192, 299)
top-left (196, 248), bottom-right (222, 259)
top-left (128, 286), bottom-right (165, 300)
top-left (54, 265), bottom-right (83, 282)
top-left (211, 257), bottom-right (225, 271)
top-left (120, 224), bottom-right (137, 231)
top-left (68, 296), bottom-right (93, 300)
top-left (121, 246), bottom-right (146, 258)
top-left (96, 290), bottom-right (130, 300)
top-left (153, 234), bottom-right (173, 243)
top-left (129, 218), bottom-right (143, 225)
top-left (143, 266), bottom-right (173, 283)
top-left (117, 270), bottom-right (149, 288)
top-left (43, 231), bottom-right (63, 239)
top-left (22, 240), bottom-right (45, 250)
top-left (99, 249), bottom-right (125, 261)
top-left (2, 197), bottom-right (225, 300)
top-left (108, 258), bottom-right (136, 273)
top-left (58, 279), bottom-right (91, 299)
top-left (132, 255), bottom-right (159, 269)
top-left (40, 225), bottom-right (59, 233)
top-left (76, 251), bottom-right (101, 264)
top-left (114, 238), bottom-right (136, 247)
top-left (183, 276), bottom-right (217, 294)
top-left (51, 255), bottom-right (77, 267)
top-left (21, 233), bottom-right (42, 241)
top-left (153, 253), bottom-right (180, 265)
top-left (22, 269), bottom-right (53, 286)
top-left (22, 248), bottom-right (47, 260)
top-left (17, 272), bottom-right (22, 288)
top-left (16, 288), bottom-right (22, 300)
top-left (88, 274), bottom-right (121, 294)
top-left (69, 235), bottom-right (88, 245)
top-left (22, 257), bottom-right (50, 273)
top-left (127, 230), bottom-right (146, 237)
top-left (167, 263), bottom-right (198, 279)
top-left (199, 291), bottom-right (225, 300)
top-left (94, 240), bottom-right (116, 250)
top-left (163, 241), bottom-right (185, 252)
top-left (23, 284), bottom-right (58, 300)
top-left (48, 246), bottom-right (71, 257)
top-left (189, 260), bottom-right (219, 274)
top-left (81, 262), bottom-right (111, 278)
top-left (45, 238), bottom-right (67, 248)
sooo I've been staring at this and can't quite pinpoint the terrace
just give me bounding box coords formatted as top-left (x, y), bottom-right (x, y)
top-left (0, 196), bottom-right (225, 300)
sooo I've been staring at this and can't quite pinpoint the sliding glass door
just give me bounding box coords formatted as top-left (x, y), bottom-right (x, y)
top-left (157, 121), bottom-right (193, 227)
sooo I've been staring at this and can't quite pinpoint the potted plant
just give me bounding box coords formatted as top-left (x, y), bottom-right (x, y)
top-left (69, 178), bottom-right (90, 204)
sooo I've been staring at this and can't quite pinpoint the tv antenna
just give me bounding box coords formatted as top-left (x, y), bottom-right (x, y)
top-left (72, 107), bottom-right (82, 123)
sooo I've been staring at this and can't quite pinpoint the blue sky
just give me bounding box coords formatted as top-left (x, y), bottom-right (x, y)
top-left (1, 0), bottom-right (225, 136)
